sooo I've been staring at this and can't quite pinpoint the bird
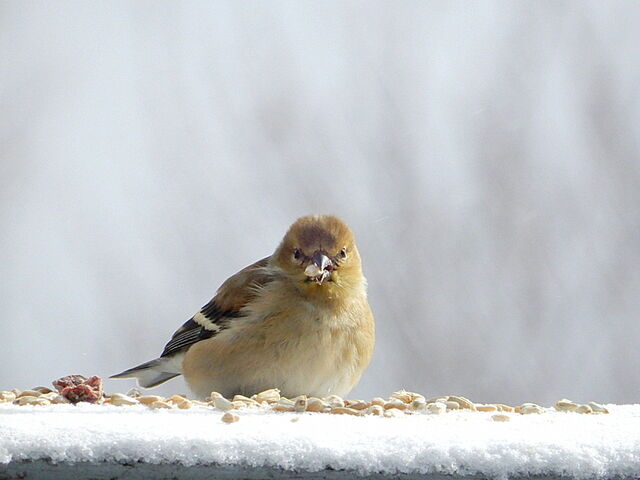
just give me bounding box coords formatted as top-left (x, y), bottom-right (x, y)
top-left (111, 214), bottom-right (375, 399)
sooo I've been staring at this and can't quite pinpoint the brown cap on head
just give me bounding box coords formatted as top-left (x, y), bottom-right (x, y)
top-left (286, 215), bottom-right (354, 253)
top-left (273, 215), bottom-right (363, 290)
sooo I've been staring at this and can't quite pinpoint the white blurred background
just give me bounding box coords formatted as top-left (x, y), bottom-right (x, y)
top-left (1, 1), bottom-right (639, 405)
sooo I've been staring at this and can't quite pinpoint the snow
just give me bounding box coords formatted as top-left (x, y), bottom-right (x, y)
top-left (1, 403), bottom-right (640, 479)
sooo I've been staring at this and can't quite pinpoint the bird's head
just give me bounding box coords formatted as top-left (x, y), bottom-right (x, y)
top-left (274, 215), bottom-right (365, 298)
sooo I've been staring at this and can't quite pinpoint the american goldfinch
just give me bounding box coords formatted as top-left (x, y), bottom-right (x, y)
top-left (111, 215), bottom-right (375, 399)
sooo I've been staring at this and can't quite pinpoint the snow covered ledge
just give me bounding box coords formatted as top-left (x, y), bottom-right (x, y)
top-left (2, 397), bottom-right (640, 480)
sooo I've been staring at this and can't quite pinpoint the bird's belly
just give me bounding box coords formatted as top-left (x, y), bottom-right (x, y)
top-left (182, 323), bottom-right (359, 399)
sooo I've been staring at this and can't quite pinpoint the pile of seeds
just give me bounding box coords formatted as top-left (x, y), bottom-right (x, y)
top-left (0, 387), bottom-right (610, 423)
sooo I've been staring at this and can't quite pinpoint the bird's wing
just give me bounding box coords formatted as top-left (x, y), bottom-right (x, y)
top-left (160, 256), bottom-right (273, 358)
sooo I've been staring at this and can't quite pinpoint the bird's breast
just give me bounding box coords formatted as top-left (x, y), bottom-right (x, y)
top-left (182, 299), bottom-right (370, 399)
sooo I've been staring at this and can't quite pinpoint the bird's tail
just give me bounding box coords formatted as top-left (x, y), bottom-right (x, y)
top-left (110, 354), bottom-right (184, 388)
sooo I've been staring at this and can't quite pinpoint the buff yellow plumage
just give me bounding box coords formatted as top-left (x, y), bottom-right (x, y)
top-left (112, 215), bottom-right (375, 399)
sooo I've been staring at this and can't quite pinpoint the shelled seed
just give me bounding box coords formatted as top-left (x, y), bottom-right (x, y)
top-left (294, 397), bottom-right (308, 412)
top-left (306, 398), bottom-right (328, 412)
top-left (331, 406), bottom-right (361, 416)
top-left (347, 400), bottom-right (370, 410)
top-left (126, 388), bottom-right (142, 398)
top-left (33, 386), bottom-right (53, 394)
top-left (491, 414), bottom-right (511, 422)
top-left (445, 401), bottom-right (460, 411)
top-left (448, 396), bottom-right (476, 410)
top-left (575, 404), bottom-right (593, 414)
top-left (273, 398), bottom-right (295, 412)
top-left (476, 404), bottom-right (498, 412)
top-left (243, 398), bottom-right (262, 407)
top-left (368, 405), bottom-right (384, 416)
top-left (109, 393), bottom-right (139, 406)
top-left (384, 399), bottom-right (408, 410)
top-left (495, 404), bottom-right (515, 413)
top-left (138, 395), bottom-right (164, 405)
top-left (555, 399), bottom-right (578, 412)
top-left (384, 408), bottom-right (404, 418)
top-left (213, 396), bottom-right (234, 411)
top-left (324, 395), bottom-right (345, 408)
top-left (167, 395), bottom-right (187, 404)
top-left (233, 395), bottom-right (253, 403)
top-left (412, 398), bottom-right (427, 411)
top-left (588, 402), bottom-right (609, 414)
top-left (519, 403), bottom-right (544, 414)
top-left (50, 394), bottom-right (70, 404)
top-left (208, 392), bottom-right (223, 402)
top-left (427, 402), bottom-right (447, 414)
top-left (390, 390), bottom-right (414, 403)
top-left (18, 390), bottom-right (42, 398)
top-left (221, 412), bottom-right (239, 423)
top-left (13, 396), bottom-right (44, 406)
top-left (254, 388), bottom-right (280, 403)
top-left (0, 391), bottom-right (17, 403)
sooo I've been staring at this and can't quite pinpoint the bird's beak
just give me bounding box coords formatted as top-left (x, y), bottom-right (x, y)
top-left (304, 252), bottom-right (333, 285)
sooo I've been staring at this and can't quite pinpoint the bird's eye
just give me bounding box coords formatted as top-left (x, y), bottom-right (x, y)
top-left (293, 249), bottom-right (302, 260)
top-left (339, 248), bottom-right (347, 259)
